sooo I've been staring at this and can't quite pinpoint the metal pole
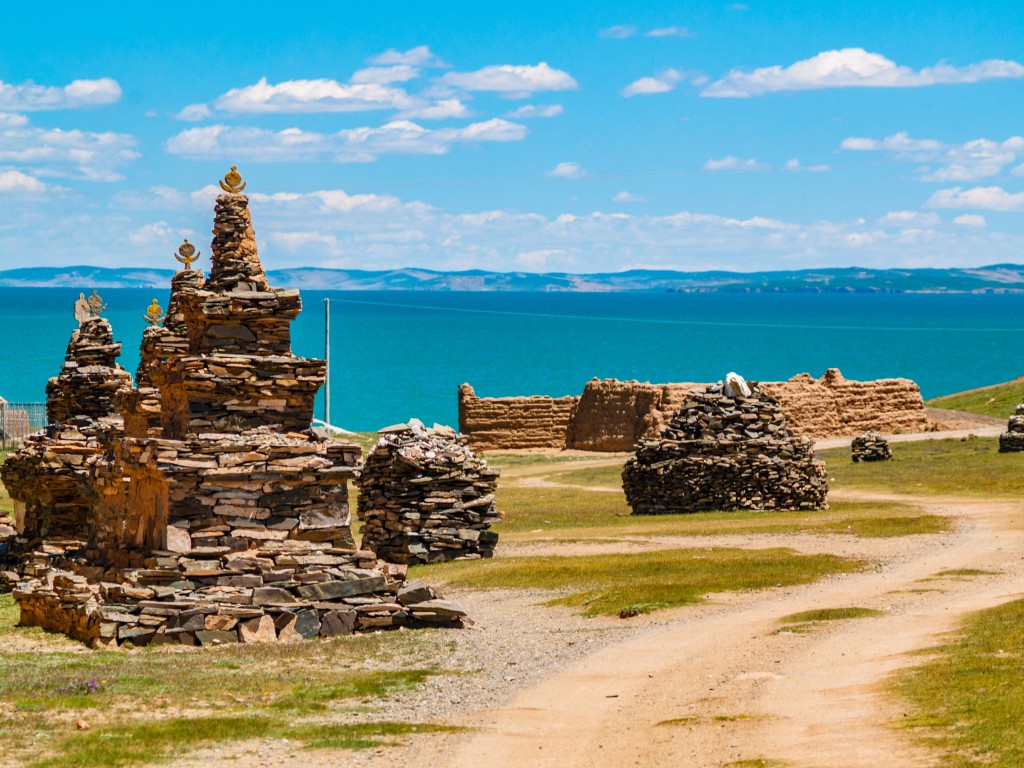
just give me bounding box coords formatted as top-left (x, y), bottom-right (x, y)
top-left (323, 298), bottom-right (331, 426)
top-left (1, 402), bottom-right (5, 454)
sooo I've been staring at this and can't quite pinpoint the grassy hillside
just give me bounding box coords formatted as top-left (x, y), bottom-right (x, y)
top-left (926, 378), bottom-right (1024, 418)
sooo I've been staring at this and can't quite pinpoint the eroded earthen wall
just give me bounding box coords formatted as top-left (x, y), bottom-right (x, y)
top-left (457, 384), bottom-right (578, 451)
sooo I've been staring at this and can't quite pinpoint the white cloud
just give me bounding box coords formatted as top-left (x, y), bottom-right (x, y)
top-left (783, 158), bottom-right (830, 172)
top-left (213, 77), bottom-right (417, 114)
top-left (505, 103), bottom-right (564, 119)
top-left (599, 25), bottom-right (637, 39)
top-left (440, 63), bottom-right (578, 95)
top-left (880, 211), bottom-right (941, 227)
top-left (351, 65), bottom-right (421, 85)
top-left (842, 132), bottom-right (1024, 182)
top-left (165, 119), bottom-right (527, 162)
top-left (175, 103), bottom-right (212, 121)
top-left (396, 98), bottom-right (470, 120)
top-left (0, 121), bottom-right (139, 181)
top-left (547, 162), bottom-right (588, 179)
top-left (0, 113), bottom-right (28, 127)
top-left (645, 26), bottom-right (694, 37)
top-left (0, 77), bottom-right (121, 111)
top-left (621, 68), bottom-right (705, 96)
top-left (0, 170), bottom-right (47, 193)
top-left (517, 248), bottom-right (565, 268)
top-left (704, 156), bottom-right (765, 171)
top-left (703, 48), bottom-right (1024, 97)
top-left (128, 221), bottom-right (174, 245)
top-left (954, 214), bottom-right (987, 227)
top-left (369, 46), bottom-right (447, 67)
top-left (928, 186), bottom-right (1024, 212)
top-left (614, 191), bottom-right (646, 203)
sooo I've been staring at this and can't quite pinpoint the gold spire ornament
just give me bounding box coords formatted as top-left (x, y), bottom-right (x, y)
top-left (175, 239), bottom-right (200, 271)
top-left (143, 298), bottom-right (166, 326)
top-left (219, 165), bottom-right (246, 194)
top-left (86, 290), bottom-right (107, 317)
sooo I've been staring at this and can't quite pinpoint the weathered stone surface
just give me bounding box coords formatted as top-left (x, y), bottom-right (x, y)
top-left (851, 430), bottom-right (892, 462)
top-left (239, 614), bottom-right (276, 643)
top-left (319, 609), bottom-right (356, 636)
top-left (999, 403), bottom-right (1024, 453)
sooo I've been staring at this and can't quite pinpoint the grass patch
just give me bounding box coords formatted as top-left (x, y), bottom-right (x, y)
top-left (895, 598), bottom-right (1024, 768)
top-left (417, 546), bottom-right (865, 617)
top-left (780, 607), bottom-right (885, 625)
top-left (822, 438), bottom-right (1024, 498)
top-left (27, 716), bottom-right (459, 768)
top-left (927, 378), bottom-right (1024, 419)
top-left (934, 569), bottom-right (1001, 578)
top-left (724, 760), bottom-right (789, 768)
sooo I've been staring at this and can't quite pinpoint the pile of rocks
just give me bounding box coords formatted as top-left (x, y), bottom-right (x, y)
top-left (999, 403), bottom-right (1024, 452)
top-left (3, 168), bottom-right (468, 646)
top-left (356, 420), bottom-right (501, 564)
top-left (851, 430), bottom-right (892, 462)
top-left (622, 377), bottom-right (829, 513)
top-left (44, 317), bottom-right (132, 425)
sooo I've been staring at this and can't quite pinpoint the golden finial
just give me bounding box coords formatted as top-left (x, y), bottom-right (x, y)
top-left (219, 165), bottom-right (246, 194)
top-left (143, 298), bottom-right (166, 326)
top-left (175, 239), bottom-right (199, 271)
top-left (86, 290), bottom-right (107, 318)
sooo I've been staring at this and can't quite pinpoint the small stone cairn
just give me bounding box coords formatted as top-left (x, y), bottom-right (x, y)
top-left (998, 403), bottom-right (1024, 452)
top-left (622, 373), bottom-right (829, 514)
top-left (851, 430), bottom-right (892, 462)
top-left (356, 420), bottom-right (501, 564)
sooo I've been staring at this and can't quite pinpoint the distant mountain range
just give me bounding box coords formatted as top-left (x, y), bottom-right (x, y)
top-left (3, 264), bottom-right (1024, 293)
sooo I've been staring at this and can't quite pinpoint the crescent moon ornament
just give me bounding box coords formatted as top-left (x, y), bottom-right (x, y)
top-left (174, 239), bottom-right (199, 270)
top-left (219, 165), bottom-right (246, 193)
top-left (143, 298), bottom-right (166, 326)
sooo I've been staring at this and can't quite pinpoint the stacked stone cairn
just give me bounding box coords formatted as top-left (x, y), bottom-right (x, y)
top-left (622, 374), bottom-right (829, 513)
top-left (3, 167), bottom-right (467, 647)
top-left (998, 403), bottom-right (1024, 452)
top-left (356, 420), bottom-right (501, 564)
top-left (850, 430), bottom-right (892, 462)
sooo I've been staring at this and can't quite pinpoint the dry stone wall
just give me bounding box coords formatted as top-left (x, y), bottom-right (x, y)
top-left (460, 369), bottom-right (930, 452)
top-left (850, 430), bottom-right (892, 462)
top-left (998, 404), bottom-right (1024, 452)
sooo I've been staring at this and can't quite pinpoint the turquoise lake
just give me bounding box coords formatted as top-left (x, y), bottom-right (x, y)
top-left (2, 288), bottom-right (1021, 431)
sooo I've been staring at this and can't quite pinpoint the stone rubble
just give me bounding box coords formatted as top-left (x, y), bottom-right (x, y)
top-left (851, 430), bottom-right (892, 462)
top-left (1, 169), bottom-right (467, 647)
top-left (356, 420), bottom-right (501, 564)
top-left (998, 403), bottom-right (1024, 452)
top-left (621, 380), bottom-right (829, 514)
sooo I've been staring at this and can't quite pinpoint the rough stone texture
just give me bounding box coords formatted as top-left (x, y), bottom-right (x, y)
top-left (998, 403), bottom-right (1024, 452)
top-left (457, 383), bottom-right (578, 451)
top-left (851, 430), bottom-right (892, 462)
top-left (622, 382), bottom-right (829, 514)
top-left (460, 369), bottom-right (930, 452)
top-left (356, 420), bottom-right (501, 564)
top-left (3, 179), bottom-right (467, 646)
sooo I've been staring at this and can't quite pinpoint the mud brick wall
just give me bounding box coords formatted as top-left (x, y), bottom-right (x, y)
top-left (457, 384), bottom-right (578, 451)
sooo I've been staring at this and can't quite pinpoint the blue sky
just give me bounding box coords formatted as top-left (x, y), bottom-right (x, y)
top-left (1, 1), bottom-right (1023, 274)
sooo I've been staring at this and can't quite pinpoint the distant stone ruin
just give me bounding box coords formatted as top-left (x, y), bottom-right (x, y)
top-left (459, 370), bottom-right (930, 452)
top-left (356, 420), bottom-right (501, 564)
top-left (621, 379), bottom-right (829, 514)
top-left (851, 430), bottom-right (892, 462)
top-left (998, 404), bottom-right (1024, 452)
top-left (1, 168), bottom-right (466, 647)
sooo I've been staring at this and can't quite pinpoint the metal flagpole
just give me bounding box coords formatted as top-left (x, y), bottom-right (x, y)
top-left (323, 298), bottom-right (331, 427)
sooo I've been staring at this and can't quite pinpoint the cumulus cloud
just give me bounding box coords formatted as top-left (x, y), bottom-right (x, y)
top-left (0, 113), bottom-right (28, 127)
top-left (0, 77), bottom-right (121, 111)
top-left (440, 63), bottom-right (578, 95)
top-left (621, 68), bottom-right (705, 96)
top-left (928, 186), bottom-right (1024, 212)
top-left (599, 25), bottom-right (637, 39)
top-left (165, 119), bottom-right (527, 162)
top-left (128, 221), bottom-right (174, 245)
top-left (175, 103), bottom-right (213, 121)
top-left (395, 99), bottom-right (470, 120)
top-left (504, 103), bottom-right (564, 119)
top-left (842, 132), bottom-right (1024, 182)
top-left (954, 214), bottom-right (987, 227)
top-left (351, 65), bottom-right (421, 85)
top-left (613, 191), bottom-right (646, 203)
top-left (704, 156), bottom-right (765, 171)
top-left (0, 170), bottom-right (47, 193)
top-left (547, 162), bottom-right (587, 179)
top-left (369, 46), bottom-right (447, 68)
top-left (213, 77), bottom-right (417, 114)
top-left (702, 48), bottom-right (1024, 97)
top-left (0, 121), bottom-right (139, 181)
top-left (880, 211), bottom-right (941, 227)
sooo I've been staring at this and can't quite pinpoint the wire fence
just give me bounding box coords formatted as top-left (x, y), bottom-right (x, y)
top-left (1, 402), bottom-right (47, 452)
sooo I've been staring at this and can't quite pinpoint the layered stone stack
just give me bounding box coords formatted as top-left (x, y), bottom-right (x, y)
top-left (2, 317), bottom-right (131, 541)
top-left (622, 380), bottom-right (829, 514)
top-left (998, 404), bottom-right (1024, 452)
top-left (6, 168), bottom-right (468, 646)
top-left (356, 421), bottom-right (501, 564)
top-left (851, 430), bottom-right (892, 462)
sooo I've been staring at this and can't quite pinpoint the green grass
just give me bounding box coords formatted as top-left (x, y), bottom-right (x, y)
top-left (822, 437), bottom-right (1024, 498)
top-left (932, 569), bottom-right (1001, 578)
top-left (896, 598), bottom-right (1024, 767)
top-left (416, 546), bottom-right (865, 617)
top-left (927, 378), bottom-right (1024, 419)
top-left (780, 607), bottom-right (885, 625)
